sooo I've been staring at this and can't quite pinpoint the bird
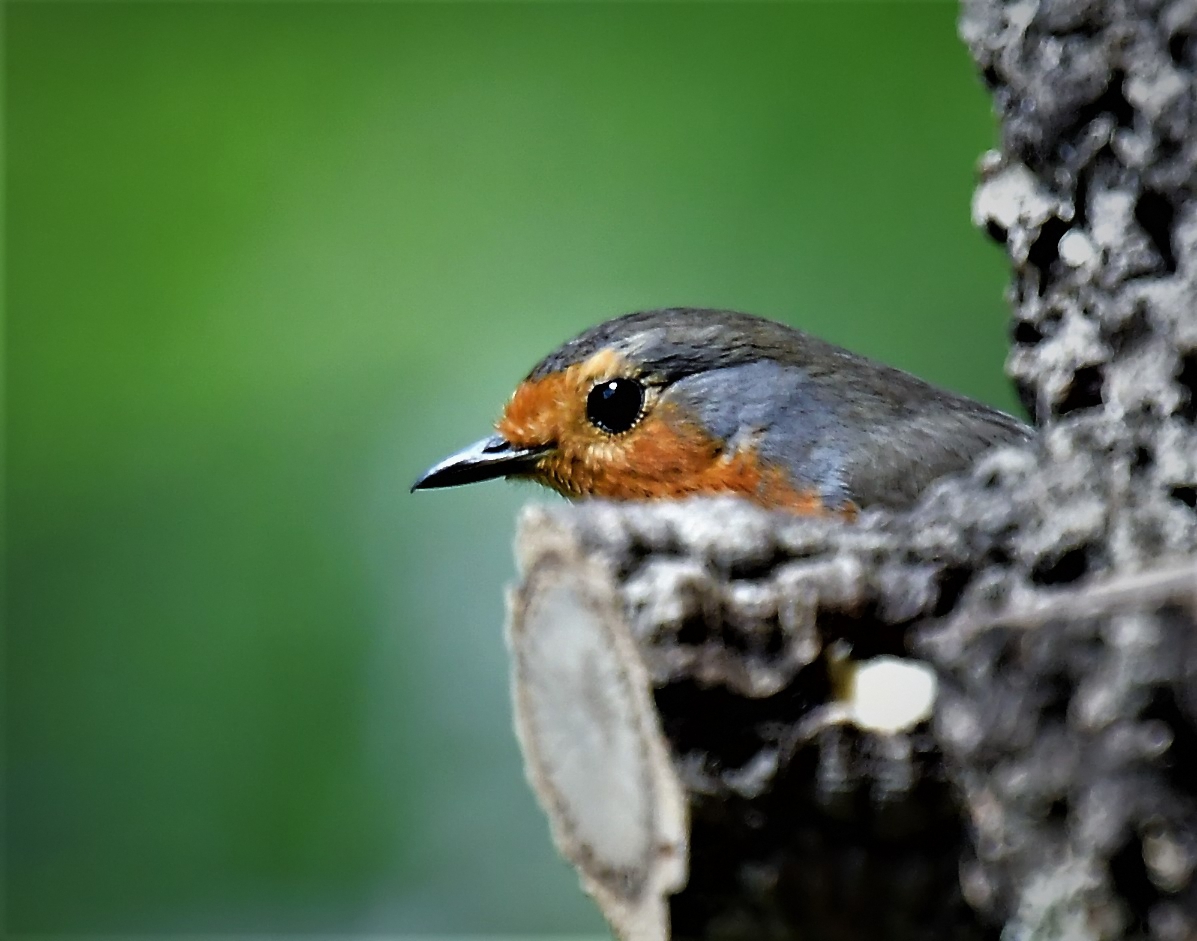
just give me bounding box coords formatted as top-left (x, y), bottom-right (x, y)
top-left (411, 308), bottom-right (1031, 517)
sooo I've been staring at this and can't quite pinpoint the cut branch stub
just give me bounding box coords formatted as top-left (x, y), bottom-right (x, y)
top-left (507, 507), bottom-right (688, 941)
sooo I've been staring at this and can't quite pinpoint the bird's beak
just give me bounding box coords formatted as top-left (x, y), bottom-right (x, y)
top-left (411, 434), bottom-right (549, 492)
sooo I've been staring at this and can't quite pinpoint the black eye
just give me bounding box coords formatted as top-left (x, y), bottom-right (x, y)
top-left (586, 378), bottom-right (645, 434)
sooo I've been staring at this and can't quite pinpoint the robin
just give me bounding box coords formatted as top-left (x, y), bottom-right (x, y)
top-left (411, 308), bottom-right (1031, 517)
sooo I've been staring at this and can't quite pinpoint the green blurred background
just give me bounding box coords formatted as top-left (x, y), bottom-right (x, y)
top-left (6, 2), bottom-right (1019, 935)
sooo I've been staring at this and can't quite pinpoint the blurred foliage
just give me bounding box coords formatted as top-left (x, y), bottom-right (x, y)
top-left (5, 1), bottom-right (1016, 934)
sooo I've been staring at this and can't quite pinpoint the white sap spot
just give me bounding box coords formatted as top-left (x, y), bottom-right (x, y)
top-left (1058, 229), bottom-right (1097, 267)
top-left (845, 656), bottom-right (938, 734)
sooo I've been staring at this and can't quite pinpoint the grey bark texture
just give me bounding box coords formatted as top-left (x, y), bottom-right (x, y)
top-left (506, 2), bottom-right (1197, 939)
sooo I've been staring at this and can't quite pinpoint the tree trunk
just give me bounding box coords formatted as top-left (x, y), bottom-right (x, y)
top-left (508, 2), bottom-right (1197, 938)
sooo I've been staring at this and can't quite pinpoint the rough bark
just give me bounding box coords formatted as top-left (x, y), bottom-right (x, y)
top-left (506, 2), bottom-right (1197, 939)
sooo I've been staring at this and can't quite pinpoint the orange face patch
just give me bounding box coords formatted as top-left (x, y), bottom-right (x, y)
top-left (498, 349), bottom-right (630, 453)
top-left (496, 351), bottom-right (851, 518)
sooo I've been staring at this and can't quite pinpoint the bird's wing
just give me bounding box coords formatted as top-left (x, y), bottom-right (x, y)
top-left (838, 405), bottom-right (1031, 509)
